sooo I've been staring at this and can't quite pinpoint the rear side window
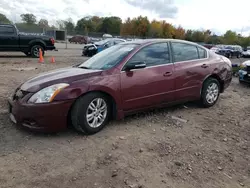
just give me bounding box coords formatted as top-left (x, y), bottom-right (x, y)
top-left (198, 47), bottom-right (207, 58)
top-left (172, 42), bottom-right (199, 62)
top-left (0, 26), bottom-right (14, 34)
top-left (127, 42), bottom-right (170, 67)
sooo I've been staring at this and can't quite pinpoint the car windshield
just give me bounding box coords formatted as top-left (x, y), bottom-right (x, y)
top-left (78, 43), bottom-right (138, 70)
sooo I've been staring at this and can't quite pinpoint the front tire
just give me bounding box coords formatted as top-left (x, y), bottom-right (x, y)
top-left (31, 45), bottom-right (44, 58)
top-left (71, 93), bottom-right (111, 134)
top-left (201, 78), bottom-right (220, 108)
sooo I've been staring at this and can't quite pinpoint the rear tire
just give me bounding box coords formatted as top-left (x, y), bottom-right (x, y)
top-left (31, 45), bottom-right (44, 58)
top-left (201, 78), bottom-right (220, 108)
top-left (71, 92), bottom-right (111, 135)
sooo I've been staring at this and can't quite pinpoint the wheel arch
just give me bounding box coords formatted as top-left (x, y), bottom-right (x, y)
top-left (28, 40), bottom-right (46, 51)
top-left (67, 90), bottom-right (118, 127)
top-left (202, 74), bottom-right (224, 93)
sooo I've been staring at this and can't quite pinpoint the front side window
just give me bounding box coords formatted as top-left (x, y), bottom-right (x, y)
top-left (172, 42), bottom-right (199, 62)
top-left (126, 42), bottom-right (170, 67)
top-left (0, 26), bottom-right (14, 34)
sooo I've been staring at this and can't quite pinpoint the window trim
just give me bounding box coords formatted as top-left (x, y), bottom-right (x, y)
top-left (170, 41), bottom-right (209, 64)
top-left (121, 42), bottom-right (173, 72)
top-left (197, 46), bottom-right (207, 59)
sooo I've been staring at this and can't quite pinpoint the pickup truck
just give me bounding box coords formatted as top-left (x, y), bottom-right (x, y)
top-left (0, 24), bottom-right (56, 58)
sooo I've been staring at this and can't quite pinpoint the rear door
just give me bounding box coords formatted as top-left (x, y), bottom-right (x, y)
top-left (120, 42), bottom-right (175, 111)
top-left (0, 25), bottom-right (19, 51)
top-left (170, 42), bottom-right (210, 101)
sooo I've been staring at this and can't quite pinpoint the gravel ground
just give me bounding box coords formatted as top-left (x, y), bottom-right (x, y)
top-left (0, 48), bottom-right (249, 188)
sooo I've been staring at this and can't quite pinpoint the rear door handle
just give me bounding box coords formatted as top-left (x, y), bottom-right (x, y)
top-left (201, 64), bottom-right (209, 68)
top-left (163, 72), bottom-right (173, 77)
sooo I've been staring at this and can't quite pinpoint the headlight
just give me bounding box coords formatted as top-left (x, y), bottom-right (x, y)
top-left (28, 83), bottom-right (69, 103)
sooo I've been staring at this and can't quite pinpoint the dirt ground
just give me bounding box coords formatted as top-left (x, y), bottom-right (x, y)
top-left (0, 48), bottom-right (249, 188)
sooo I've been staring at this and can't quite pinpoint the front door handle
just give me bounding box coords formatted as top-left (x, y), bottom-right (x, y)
top-left (201, 64), bottom-right (209, 68)
top-left (163, 72), bottom-right (173, 77)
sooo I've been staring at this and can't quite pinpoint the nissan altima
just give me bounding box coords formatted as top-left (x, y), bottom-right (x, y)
top-left (8, 39), bottom-right (232, 134)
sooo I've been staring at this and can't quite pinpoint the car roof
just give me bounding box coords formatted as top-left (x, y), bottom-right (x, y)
top-left (121, 38), bottom-right (205, 47)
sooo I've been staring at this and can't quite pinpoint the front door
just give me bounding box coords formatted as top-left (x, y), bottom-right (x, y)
top-left (170, 42), bottom-right (210, 100)
top-left (120, 42), bottom-right (175, 111)
top-left (0, 25), bottom-right (19, 51)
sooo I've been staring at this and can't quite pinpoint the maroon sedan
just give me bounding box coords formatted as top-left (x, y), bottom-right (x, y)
top-left (8, 39), bottom-right (232, 134)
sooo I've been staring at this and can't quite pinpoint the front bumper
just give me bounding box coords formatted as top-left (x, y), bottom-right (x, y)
top-left (8, 98), bottom-right (74, 132)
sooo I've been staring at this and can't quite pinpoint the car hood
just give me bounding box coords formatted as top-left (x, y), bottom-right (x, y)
top-left (20, 67), bottom-right (102, 92)
top-left (242, 60), bottom-right (250, 66)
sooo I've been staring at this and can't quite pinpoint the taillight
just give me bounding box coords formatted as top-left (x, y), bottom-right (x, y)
top-left (50, 38), bottom-right (55, 45)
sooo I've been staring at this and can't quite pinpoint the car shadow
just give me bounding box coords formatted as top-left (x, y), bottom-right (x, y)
top-left (2, 101), bottom-right (201, 139)
top-left (0, 55), bottom-right (28, 58)
top-left (120, 101), bottom-right (200, 123)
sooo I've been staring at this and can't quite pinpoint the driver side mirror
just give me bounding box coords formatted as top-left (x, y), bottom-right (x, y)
top-left (124, 61), bottom-right (146, 71)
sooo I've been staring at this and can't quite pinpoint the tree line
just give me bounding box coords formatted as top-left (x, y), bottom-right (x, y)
top-left (1, 13), bottom-right (250, 47)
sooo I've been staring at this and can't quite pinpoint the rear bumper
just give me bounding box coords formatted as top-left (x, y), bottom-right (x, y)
top-left (45, 46), bottom-right (56, 51)
top-left (8, 98), bottom-right (74, 132)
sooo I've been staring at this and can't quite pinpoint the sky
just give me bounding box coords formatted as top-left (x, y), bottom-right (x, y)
top-left (1, 0), bottom-right (250, 36)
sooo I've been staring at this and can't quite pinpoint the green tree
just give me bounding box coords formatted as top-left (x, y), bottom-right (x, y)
top-left (0, 13), bottom-right (11, 24)
top-left (120, 18), bottom-right (134, 36)
top-left (98, 16), bottom-right (122, 35)
top-left (192, 30), bottom-right (205, 42)
top-left (38, 19), bottom-right (49, 28)
top-left (131, 16), bottom-right (150, 38)
top-left (75, 16), bottom-right (95, 35)
top-left (20, 13), bottom-right (36, 24)
top-left (185, 29), bottom-right (193, 41)
top-left (223, 30), bottom-right (238, 44)
top-left (91, 16), bottom-right (103, 32)
top-left (149, 20), bottom-right (162, 38)
top-left (161, 21), bottom-right (175, 38)
top-left (174, 26), bottom-right (185, 39)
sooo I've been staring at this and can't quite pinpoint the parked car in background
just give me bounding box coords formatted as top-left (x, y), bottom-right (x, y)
top-left (69, 35), bottom-right (89, 44)
top-left (216, 45), bottom-right (243, 58)
top-left (239, 60), bottom-right (250, 83)
top-left (210, 46), bottom-right (221, 53)
top-left (242, 46), bottom-right (250, 57)
top-left (0, 24), bottom-right (56, 58)
top-left (82, 38), bottom-right (126, 56)
top-left (8, 39), bottom-right (232, 135)
top-left (201, 44), bottom-right (214, 49)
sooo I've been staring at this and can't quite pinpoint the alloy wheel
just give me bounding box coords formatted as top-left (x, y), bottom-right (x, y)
top-left (205, 83), bottom-right (219, 104)
top-left (86, 98), bottom-right (107, 128)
